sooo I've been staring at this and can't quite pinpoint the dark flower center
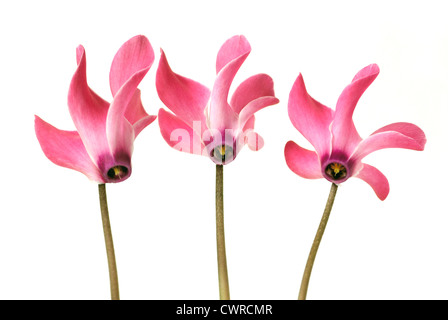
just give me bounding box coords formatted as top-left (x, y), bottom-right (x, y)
top-left (325, 162), bottom-right (347, 180)
top-left (107, 166), bottom-right (129, 180)
top-left (213, 145), bottom-right (234, 163)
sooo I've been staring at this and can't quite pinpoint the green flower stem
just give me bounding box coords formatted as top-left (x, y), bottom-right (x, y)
top-left (98, 183), bottom-right (120, 300)
top-left (216, 164), bottom-right (230, 300)
top-left (298, 183), bottom-right (338, 300)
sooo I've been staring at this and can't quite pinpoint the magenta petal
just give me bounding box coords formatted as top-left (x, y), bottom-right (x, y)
top-left (239, 96), bottom-right (279, 129)
top-left (230, 74), bottom-right (275, 114)
top-left (216, 35), bottom-right (251, 74)
top-left (349, 123), bottom-right (426, 164)
top-left (332, 64), bottom-right (380, 155)
top-left (35, 116), bottom-right (104, 183)
top-left (288, 74), bottom-right (334, 159)
top-left (68, 46), bottom-right (111, 163)
top-left (158, 108), bottom-right (205, 155)
top-left (354, 163), bottom-right (390, 200)
top-left (284, 141), bottom-right (323, 179)
top-left (370, 122), bottom-right (427, 148)
top-left (109, 35), bottom-right (154, 97)
top-left (156, 50), bottom-right (210, 134)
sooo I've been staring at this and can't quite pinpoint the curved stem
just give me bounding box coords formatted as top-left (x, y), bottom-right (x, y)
top-left (298, 183), bottom-right (338, 300)
top-left (216, 164), bottom-right (230, 300)
top-left (98, 183), bottom-right (120, 300)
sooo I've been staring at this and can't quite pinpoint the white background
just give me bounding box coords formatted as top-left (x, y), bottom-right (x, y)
top-left (0, 0), bottom-right (447, 300)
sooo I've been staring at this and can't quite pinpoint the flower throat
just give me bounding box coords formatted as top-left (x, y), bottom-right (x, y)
top-left (325, 162), bottom-right (347, 180)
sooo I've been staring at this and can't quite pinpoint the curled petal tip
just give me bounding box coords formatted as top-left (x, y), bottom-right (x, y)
top-left (353, 64), bottom-right (380, 82)
top-left (75, 45), bottom-right (85, 65)
top-left (109, 34), bottom-right (154, 96)
top-left (216, 35), bottom-right (251, 74)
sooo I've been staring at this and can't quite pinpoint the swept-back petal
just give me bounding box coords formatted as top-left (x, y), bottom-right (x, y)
top-left (156, 50), bottom-right (210, 134)
top-left (288, 74), bottom-right (334, 159)
top-left (238, 96), bottom-right (279, 129)
top-left (284, 141), bottom-right (323, 179)
top-left (68, 45), bottom-right (111, 163)
top-left (216, 35), bottom-right (251, 74)
top-left (230, 74), bottom-right (276, 114)
top-left (209, 36), bottom-right (252, 133)
top-left (370, 122), bottom-right (426, 148)
top-left (35, 116), bottom-right (104, 182)
top-left (106, 59), bottom-right (150, 159)
top-left (349, 122), bottom-right (426, 164)
top-left (332, 64), bottom-right (380, 155)
top-left (354, 163), bottom-right (390, 200)
top-left (109, 35), bottom-right (154, 97)
top-left (158, 108), bottom-right (205, 156)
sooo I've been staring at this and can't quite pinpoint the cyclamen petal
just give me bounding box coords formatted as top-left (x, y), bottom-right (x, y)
top-left (284, 141), bottom-right (323, 179)
top-left (156, 50), bottom-right (210, 135)
top-left (370, 122), bottom-right (427, 148)
top-left (349, 128), bottom-right (426, 165)
top-left (110, 35), bottom-right (155, 97)
top-left (125, 89), bottom-right (157, 138)
top-left (209, 48), bottom-right (249, 133)
top-left (332, 64), bottom-right (380, 156)
top-left (106, 61), bottom-right (151, 160)
top-left (239, 96), bottom-right (279, 130)
top-left (68, 46), bottom-right (111, 164)
top-left (216, 35), bottom-right (251, 74)
top-left (158, 108), bottom-right (205, 155)
top-left (230, 74), bottom-right (276, 114)
top-left (35, 116), bottom-right (104, 182)
top-left (288, 74), bottom-right (334, 160)
top-left (354, 163), bottom-right (390, 200)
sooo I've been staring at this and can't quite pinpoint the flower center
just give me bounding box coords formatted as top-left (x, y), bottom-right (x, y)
top-left (107, 166), bottom-right (129, 180)
top-left (213, 145), bottom-right (234, 163)
top-left (325, 162), bottom-right (347, 180)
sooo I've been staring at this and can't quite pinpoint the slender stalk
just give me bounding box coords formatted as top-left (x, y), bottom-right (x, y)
top-left (98, 183), bottom-right (120, 300)
top-left (216, 164), bottom-right (230, 300)
top-left (298, 183), bottom-right (338, 300)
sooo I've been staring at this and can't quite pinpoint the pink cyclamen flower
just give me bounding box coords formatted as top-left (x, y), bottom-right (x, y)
top-left (285, 64), bottom-right (426, 200)
top-left (156, 35), bottom-right (279, 165)
top-left (35, 35), bottom-right (156, 183)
